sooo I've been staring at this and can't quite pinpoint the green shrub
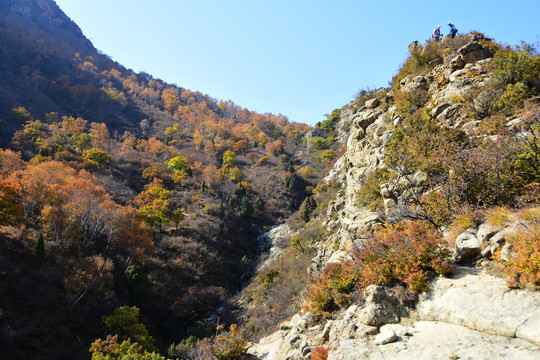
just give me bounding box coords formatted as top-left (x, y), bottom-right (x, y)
top-left (198, 324), bottom-right (248, 360)
top-left (83, 147), bottom-right (112, 167)
top-left (495, 82), bottom-right (530, 114)
top-left (318, 149), bottom-right (336, 163)
top-left (204, 203), bottom-right (225, 217)
top-left (311, 136), bottom-right (333, 150)
top-left (307, 261), bottom-right (358, 315)
top-left (91, 335), bottom-right (170, 360)
top-left (102, 306), bottom-right (157, 352)
top-left (394, 88), bottom-right (430, 116)
top-left (493, 45), bottom-right (540, 87)
top-left (320, 109), bottom-right (341, 132)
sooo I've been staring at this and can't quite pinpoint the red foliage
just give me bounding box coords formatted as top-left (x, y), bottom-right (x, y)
top-left (312, 346), bottom-right (329, 360)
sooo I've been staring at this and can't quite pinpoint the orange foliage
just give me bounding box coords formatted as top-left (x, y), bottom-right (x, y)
top-left (60, 116), bottom-right (87, 136)
top-left (0, 176), bottom-right (22, 225)
top-left (89, 122), bottom-right (111, 150)
top-left (266, 139), bottom-right (285, 156)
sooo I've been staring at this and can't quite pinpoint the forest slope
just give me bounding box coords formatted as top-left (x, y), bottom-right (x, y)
top-left (0, 1), bottom-right (341, 359)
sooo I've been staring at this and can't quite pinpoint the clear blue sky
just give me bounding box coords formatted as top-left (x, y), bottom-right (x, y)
top-left (54, 0), bottom-right (539, 126)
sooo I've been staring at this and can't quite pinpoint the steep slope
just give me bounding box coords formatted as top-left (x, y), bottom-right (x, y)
top-left (0, 1), bottom-right (329, 359)
top-left (247, 33), bottom-right (540, 359)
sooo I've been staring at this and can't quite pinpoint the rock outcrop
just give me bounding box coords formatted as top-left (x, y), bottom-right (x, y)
top-left (249, 268), bottom-right (540, 359)
top-left (247, 35), bottom-right (540, 359)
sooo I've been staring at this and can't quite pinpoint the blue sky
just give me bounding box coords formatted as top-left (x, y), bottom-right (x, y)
top-left (54, 0), bottom-right (539, 126)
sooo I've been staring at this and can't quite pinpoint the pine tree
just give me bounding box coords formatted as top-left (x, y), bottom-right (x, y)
top-left (124, 265), bottom-right (150, 307)
top-left (255, 195), bottom-right (264, 210)
top-left (34, 233), bottom-right (45, 269)
top-left (300, 196), bottom-right (317, 222)
top-left (236, 198), bottom-right (253, 217)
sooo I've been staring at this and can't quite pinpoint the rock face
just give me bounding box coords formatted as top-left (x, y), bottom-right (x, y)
top-left (247, 37), bottom-right (540, 360)
top-left (249, 268), bottom-right (540, 359)
top-left (417, 267), bottom-right (540, 346)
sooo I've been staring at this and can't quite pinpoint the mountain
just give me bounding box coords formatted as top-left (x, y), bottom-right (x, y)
top-left (1, 1), bottom-right (540, 360)
top-left (0, 1), bottom-right (329, 359)
top-left (246, 34), bottom-right (540, 359)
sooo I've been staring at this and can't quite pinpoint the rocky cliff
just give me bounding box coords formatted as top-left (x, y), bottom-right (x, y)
top-left (247, 34), bottom-right (540, 359)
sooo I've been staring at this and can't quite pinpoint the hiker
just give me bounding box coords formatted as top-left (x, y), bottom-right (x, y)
top-left (432, 25), bottom-right (441, 41)
top-left (447, 22), bottom-right (458, 38)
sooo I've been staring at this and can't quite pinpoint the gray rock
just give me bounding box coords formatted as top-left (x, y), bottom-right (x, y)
top-left (417, 267), bottom-right (540, 346)
top-left (357, 285), bottom-right (400, 327)
top-left (455, 230), bottom-right (481, 262)
top-left (429, 57), bottom-right (443, 67)
top-left (430, 103), bottom-right (451, 118)
top-left (365, 98), bottom-right (380, 109)
top-left (500, 243), bottom-right (515, 261)
top-left (374, 329), bottom-right (397, 345)
top-left (408, 40), bottom-right (422, 55)
top-left (457, 42), bottom-right (484, 56)
top-left (437, 104), bottom-right (464, 127)
top-left (477, 223), bottom-right (503, 242)
top-left (457, 42), bottom-right (492, 64)
top-left (449, 55), bottom-right (465, 71)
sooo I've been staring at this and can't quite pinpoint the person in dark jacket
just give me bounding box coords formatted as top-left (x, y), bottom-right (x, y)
top-left (448, 22), bottom-right (458, 38)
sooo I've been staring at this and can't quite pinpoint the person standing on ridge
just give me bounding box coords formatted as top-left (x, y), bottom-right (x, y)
top-left (432, 25), bottom-right (441, 41)
top-left (448, 22), bottom-right (458, 38)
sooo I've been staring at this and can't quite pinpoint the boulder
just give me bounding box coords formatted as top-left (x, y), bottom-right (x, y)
top-left (364, 98), bottom-right (380, 109)
top-left (457, 42), bottom-right (492, 64)
top-left (429, 57), bottom-right (443, 67)
top-left (500, 243), bottom-right (515, 261)
top-left (449, 55), bottom-right (465, 71)
top-left (408, 40), bottom-right (422, 55)
top-left (454, 229), bottom-right (481, 262)
top-left (374, 329), bottom-right (397, 345)
top-left (477, 223), bottom-right (503, 243)
top-left (357, 285), bottom-right (400, 327)
top-left (402, 75), bottom-right (428, 93)
top-left (430, 103), bottom-right (451, 118)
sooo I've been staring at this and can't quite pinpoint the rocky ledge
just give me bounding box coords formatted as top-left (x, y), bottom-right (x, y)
top-left (248, 267), bottom-right (540, 359)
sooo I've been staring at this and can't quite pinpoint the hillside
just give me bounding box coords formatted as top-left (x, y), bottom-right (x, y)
top-left (246, 34), bottom-right (540, 359)
top-left (0, 1), bottom-right (338, 359)
top-left (1, 1), bottom-right (540, 360)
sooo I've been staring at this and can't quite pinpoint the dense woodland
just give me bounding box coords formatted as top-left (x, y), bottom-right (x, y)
top-left (2, 1), bottom-right (540, 360)
top-left (0, 1), bottom-right (341, 359)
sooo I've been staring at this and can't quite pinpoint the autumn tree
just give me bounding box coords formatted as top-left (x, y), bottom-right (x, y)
top-left (64, 255), bottom-right (114, 309)
top-left (167, 155), bottom-right (189, 184)
top-left (167, 155), bottom-right (188, 171)
top-left (9, 107), bottom-right (33, 123)
top-left (266, 139), bottom-right (285, 156)
top-left (90, 335), bottom-right (170, 360)
top-left (0, 177), bottom-right (22, 225)
top-left (83, 147), bottom-right (113, 167)
top-left (171, 208), bottom-right (187, 230)
top-left (162, 87), bottom-right (180, 113)
top-left (135, 179), bottom-right (170, 231)
top-left (115, 206), bottom-right (154, 264)
top-left (142, 166), bottom-right (164, 182)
